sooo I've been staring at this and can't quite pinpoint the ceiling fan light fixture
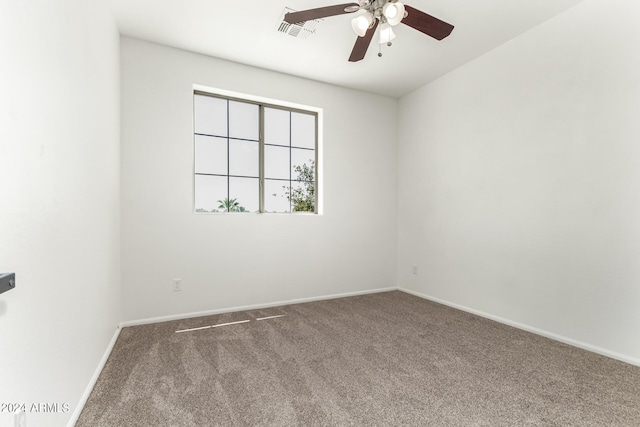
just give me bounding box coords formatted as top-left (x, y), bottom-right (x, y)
top-left (351, 12), bottom-right (374, 37)
top-left (282, 1), bottom-right (454, 62)
top-left (378, 22), bottom-right (396, 44)
top-left (382, 2), bottom-right (405, 26)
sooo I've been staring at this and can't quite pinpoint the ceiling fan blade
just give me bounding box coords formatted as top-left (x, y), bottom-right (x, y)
top-left (284, 3), bottom-right (360, 24)
top-left (402, 5), bottom-right (454, 40)
top-left (348, 19), bottom-right (378, 62)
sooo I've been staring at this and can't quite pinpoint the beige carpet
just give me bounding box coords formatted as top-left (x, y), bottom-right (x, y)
top-left (77, 291), bottom-right (640, 426)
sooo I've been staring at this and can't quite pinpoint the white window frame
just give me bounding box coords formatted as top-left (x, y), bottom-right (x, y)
top-left (192, 84), bottom-right (323, 214)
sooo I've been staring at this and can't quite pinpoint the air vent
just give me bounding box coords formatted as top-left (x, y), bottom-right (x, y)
top-left (277, 7), bottom-right (321, 39)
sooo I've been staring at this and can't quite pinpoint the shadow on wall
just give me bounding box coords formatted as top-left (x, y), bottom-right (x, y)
top-left (0, 300), bottom-right (6, 318)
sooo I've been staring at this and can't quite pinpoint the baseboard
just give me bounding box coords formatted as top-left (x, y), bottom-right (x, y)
top-left (67, 326), bottom-right (122, 427)
top-left (65, 285), bottom-right (637, 427)
top-left (398, 287), bottom-right (640, 367)
top-left (120, 287), bottom-right (399, 328)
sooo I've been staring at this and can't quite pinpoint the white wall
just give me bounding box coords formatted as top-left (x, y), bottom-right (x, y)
top-left (0, 1), bottom-right (121, 426)
top-left (398, 0), bottom-right (640, 363)
top-left (121, 38), bottom-right (397, 321)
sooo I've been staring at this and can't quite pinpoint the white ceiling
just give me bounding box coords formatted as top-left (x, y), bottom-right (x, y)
top-left (110, 0), bottom-right (585, 98)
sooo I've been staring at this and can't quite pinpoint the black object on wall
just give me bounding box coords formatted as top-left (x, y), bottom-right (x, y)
top-left (0, 273), bottom-right (16, 294)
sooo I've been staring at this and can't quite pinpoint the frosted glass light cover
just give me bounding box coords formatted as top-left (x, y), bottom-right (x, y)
top-left (352, 12), bottom-right (373, 37)
top-left (379, 23), bottom-right (396, 44)
top-left (383, 2), bottom-right (404, 26)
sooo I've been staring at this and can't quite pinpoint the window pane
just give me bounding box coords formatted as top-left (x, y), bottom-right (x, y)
top-left (265, 145), bottom-right (290, 180)
top-left (264, 179), bottom-right (291, 213)
top-left (229, 140), bottom-right (258, 177)
top-left (229, 101), bottom-right (259, 141)
top-left (264, 107), bottom-right (290, 146)
top-left (195, 175), bottom-right (227, 213)
top-left (194, 95), bottom-right (227, 137)
top-left (291, 112), bottom-right (315, 149)
top-left (194, 135), bottom-right (227, 175)
top-left (291, 148), bottom-right (315, 181)
top-left (291, 180), bottom-right (315, 212)
top-left (194, 92), bottom-right (318, 215)
top-left (229, 177), bottom-right (259, 213)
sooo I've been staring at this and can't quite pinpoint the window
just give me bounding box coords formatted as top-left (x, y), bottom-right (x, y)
top-left (193, 91), bottom-right (317, 214)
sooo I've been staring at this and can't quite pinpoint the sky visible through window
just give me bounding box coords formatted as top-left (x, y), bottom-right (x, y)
top-left (194, 94), bottom-right (316, 213)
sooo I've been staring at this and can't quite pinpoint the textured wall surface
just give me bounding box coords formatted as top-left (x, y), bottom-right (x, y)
top-left (120, 38), bottom-right (398, 321)
top-left (0, 1), bottom-right (121, 426)
top-left (398, 0), bottom-right (640, 363)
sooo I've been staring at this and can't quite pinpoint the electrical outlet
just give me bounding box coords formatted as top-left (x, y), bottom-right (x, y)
top-left (14, 410), bottom-right (26, 427)
top-left (173, 279), bottom-right (182, 292)
top-left (412, 265), bottom-right (418, 275)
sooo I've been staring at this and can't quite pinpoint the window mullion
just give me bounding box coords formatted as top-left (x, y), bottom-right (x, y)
top-left (315, 113), bottom-right (318, 214)
top-left (289, 111), bottom-right (292, 213)
top-left (226, 99), bottom-right (230, 212)
top-left (259, 105), bottom-right (265, 213)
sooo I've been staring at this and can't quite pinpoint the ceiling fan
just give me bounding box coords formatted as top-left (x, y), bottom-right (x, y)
top-left (284, 0), bottom-right (454, 62)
